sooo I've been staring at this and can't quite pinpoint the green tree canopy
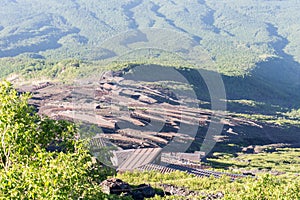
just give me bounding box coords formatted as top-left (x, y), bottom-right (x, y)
top-left (0, 81), bottom-right (117, 199)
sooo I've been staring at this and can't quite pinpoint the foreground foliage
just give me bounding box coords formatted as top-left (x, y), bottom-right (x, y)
top-left (0, 81), bottom-right (119, 199)
top-left (117, 170), bottom-right (300, 200)
top-left (1, 80), bottom-right (300, 199)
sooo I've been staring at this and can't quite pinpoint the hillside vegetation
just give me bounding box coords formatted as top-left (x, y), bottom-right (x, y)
top-left (117, 170), bottom-right (300, 200)
top-left (1, 1), bottom-right (300, 198)
top-left (1, 80), bottom-right (300, 200)
top-left (1, 0), bottom-right (300, 76)
top-left (0, 81), bottom-right (120, 199)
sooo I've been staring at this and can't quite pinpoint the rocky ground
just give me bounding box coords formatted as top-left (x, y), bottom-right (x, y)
top-left (17, 65), bottom-right (300, 157)
top-left (100, 178), bottom-right (224, 200)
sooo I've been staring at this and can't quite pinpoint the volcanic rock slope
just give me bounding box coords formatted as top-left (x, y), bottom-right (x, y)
top-left (20, 65), bottom-right (300, 155)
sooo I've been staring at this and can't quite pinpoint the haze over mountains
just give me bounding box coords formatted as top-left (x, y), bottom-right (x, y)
top-left (1, 0), bottom-right (300, 75)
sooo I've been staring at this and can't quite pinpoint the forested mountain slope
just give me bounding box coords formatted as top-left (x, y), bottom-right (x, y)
top-left (1, 0), bottom-right (300, 76)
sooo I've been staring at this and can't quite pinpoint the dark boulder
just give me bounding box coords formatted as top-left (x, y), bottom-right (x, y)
top-left (100, 178), bottom-right (131, 195)
top-left (100, 178), bottom-right (159, 199)
top-left (136, 184), bottom-right (156, 198)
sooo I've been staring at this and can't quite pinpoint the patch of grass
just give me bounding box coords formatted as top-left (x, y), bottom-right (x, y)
top-left (208, 148), bottom-right (300, 173)
top-left (116, 169), bottom-right (300, 199)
